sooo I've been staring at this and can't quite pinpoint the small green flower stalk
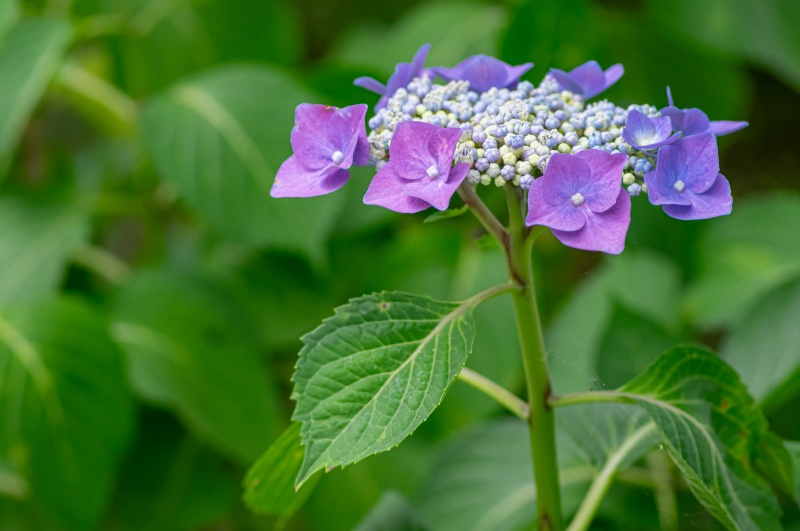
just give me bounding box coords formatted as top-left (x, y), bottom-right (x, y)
top-left (246, 45), bottom-right (795, 531)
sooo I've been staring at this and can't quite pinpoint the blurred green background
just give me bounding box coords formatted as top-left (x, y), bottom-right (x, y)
top-left (0, 0), bottom-right (799, 529)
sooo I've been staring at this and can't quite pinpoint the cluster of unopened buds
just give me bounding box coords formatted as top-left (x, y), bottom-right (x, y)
top-left (270, 44), bottom-right (747, 254)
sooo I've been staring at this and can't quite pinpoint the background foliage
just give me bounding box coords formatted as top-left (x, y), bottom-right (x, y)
top-left (0, 0), bottom-right (798, 529)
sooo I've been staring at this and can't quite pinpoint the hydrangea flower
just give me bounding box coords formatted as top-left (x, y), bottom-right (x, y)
top-left (270, 103), bottom-right (369, 198)
top-left (643, 133), bottom-right (732, 220)
top-left (354, 44), bottom-right (431, 110)
top-left (431, 55), bottom-right (533, 94)
top-left (660, 87), bottom-right (748, 137)
top-left (549, 61), bottom-right (624, 99)
top-left (363, 121), bottom-right (469, 213)
top-left (621, 109), bottom-right (681, 151)
top-left (526, 150), bottom-right (630, 254)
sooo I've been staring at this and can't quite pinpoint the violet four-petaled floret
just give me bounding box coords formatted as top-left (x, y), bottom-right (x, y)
top-left (549, 60), bottom-right (624, 99)
top-left (354, 44), bottom-right (431, 110)
top-left (431, 55), bottom-right (533, 94)
top-left (621, 109), bottom-right (681, 151)
top-left (526, 150), bottom-right (630, 254)
top-left (270, 103), bottom-right (369, 198)
top-left (643, 133), bottom-right (732, 220)
top-left (363, 121), bottom-right (470, 213)
top-left (660, 87), bottom-right (748, 137)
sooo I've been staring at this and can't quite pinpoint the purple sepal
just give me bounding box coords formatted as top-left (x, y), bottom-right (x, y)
top-left (353, 44), bottom-right (431, 110)
top-left (661, 87), bottom-right (748, 137)
top-left (621, 109), bottom-right (681, 151)
top-left (431, 55), bottom-right (533, 93)
top-left (550, 61), bottom-right (624, 99)
top-left (270, 103), bottom-right (369, 198)
top-left (271, 156), bottom-right (350, 198)
top-left (644, 133), bottom-right (732, 220)
top-left (364, 121), bottom-right (468, 213)
top-left (552, 190), bottom-right (631, 254)
top-left (706, 120), bottom-right (749, 136)
top-left (526, 150), bottom-right (630, 254)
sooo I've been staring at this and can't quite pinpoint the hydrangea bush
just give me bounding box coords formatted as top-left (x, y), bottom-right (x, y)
top-left (261, 45), bottom-right (792, 531)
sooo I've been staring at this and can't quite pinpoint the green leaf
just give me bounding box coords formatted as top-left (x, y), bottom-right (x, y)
top-left (0, 0), bottom-right (18, 44)
top-left (292, 291), bottom-right (479, 486)
top-left (354, 491), bottom-right (429, 531)
top-left (755, 431), bottom-right (795, 500)
top-left (332, 2), bottom-right (505, 75)
top-left (0, 18), bottom-right (72, 176)
top-left (111, 267), bottom-right (281, 464)
top-left (596, 303), bottom-right (680, 389)
top-left (109, 410), bottom-right (238, 531)
top-left (722, 278), bottom-right (800, 413)
top-left (142, 65), bottom-right (343, 260)
top-left (424, 204), bottom-right (468, 224)
top-left (547, 251), bottom-right (681, 393)
top-left (647, 0), bottom-right (800, 93)
top-left (415, 418), bottom-right (594, 531)
top-left (619, 346), bottom-right (781, 530)
top-left (687, 193), bottom-right (800, 328)
top-left (0, 195), bottom-right (89, 306)
top-left (789, 441), bottom-right (800, 505)
top-left (243, 423), bottom-right (319, 520)
top-left (0, 298), bottom-right (134, 530)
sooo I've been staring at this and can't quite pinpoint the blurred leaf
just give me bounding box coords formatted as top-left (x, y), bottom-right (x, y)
top-left (447, 246), bottom-right (521, 417)
top-left (687, 193), bottom-right (800, 328)
top-left (0, 0), bottom-right (18, 43)
top-left (332, 2), bottom-right (505, 75)
top-left (243, 423), bottom-right (319, 521)
top-left (0, 18), bottom-right (72, 176)
top-left (597, 303), bottom-right (680, 388)
top-left (111, 267), bottom-right (281, 464)
top-left (0, 298), bottom-right (134, 530)
top-left (500, 0), bottom-right (747, 119)
top-left (354, 491), bottom-right (429, 531)
top-left (142, 65), bottom-right (343, 261)
top-left (292, 291), bottom-right (477, 486)
top-left (619, 346), bottom-right (781, 530)
top-left (110, 410), bottom-right (238, 531)
top-left (647, 0), bottom-right (800, 93)
top-left (722, 278), bottom-right (800, 413)
top-left (415, 418), bottom-right (592, 531)
top-left (108, 0), bottom-right (301, 97)
top-left (0, 195), bottom-right (89, 306)
top-left (0, 458), bottom-right (26, 499)
top-left (547, 251), bottom-right (681, 393)
top-left (754, 431), bottom-right (795, 502)
top-left (227, 253), bottom-right (335, 351)
top-left (789, 441), bottom-right (800, 505)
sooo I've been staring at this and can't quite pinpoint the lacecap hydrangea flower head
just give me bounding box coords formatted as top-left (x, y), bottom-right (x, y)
top-left (270, 44), bottom-right (747, 254)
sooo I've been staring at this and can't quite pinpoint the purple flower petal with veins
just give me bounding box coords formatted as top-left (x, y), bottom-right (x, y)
top-left (364, 121), bottom-right (469, 213)
top-left (550, 61), bottom-right (624, 99)
top-left (431, 55), bottom-right (533, 94)
top-left (661, 87), bottom-right (748, 137)
top-left (621, 109), bottom-right (681, 151)
top-left (354, 44), bottom-right (431, 110)
top-left (270, 103), bottom-right (369, 198)
top-left (526, 150), bottom-right (630, 254)
top-left (643, 133), bottom-right (732, 220)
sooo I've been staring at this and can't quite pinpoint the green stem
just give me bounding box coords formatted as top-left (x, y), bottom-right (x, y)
top-left (457, 183), bottom-right (508, 247)
top-left (505, 186), bottom-right (563, 531)
top-left (549, 390), bottom-right (633, 409)
top-left (647, 451), bottom-right (679, 531)
top-left (566, 423), bottom-right (657, 531)
top-left (457, 367), bottom-right (529, 421)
